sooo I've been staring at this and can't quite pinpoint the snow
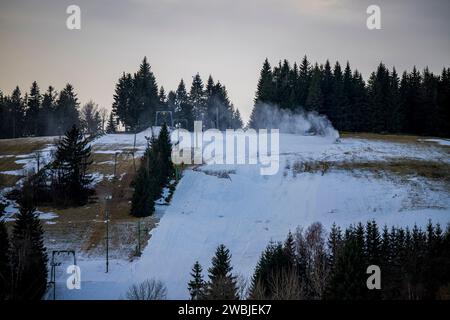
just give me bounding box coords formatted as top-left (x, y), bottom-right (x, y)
top-left (420, 138), bottom-right (450, 147)
top-left (48, 132), bottom-right (450, 300)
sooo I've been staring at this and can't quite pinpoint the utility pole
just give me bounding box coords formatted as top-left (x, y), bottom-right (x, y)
top-left (105, 208), bottom-right (109, 273)
top-left (137, 219), bottom-right (141, 256)
top-left (113, 152), bottom-right (119, 178)
top-left (104, 195), bottom-right (112, 273)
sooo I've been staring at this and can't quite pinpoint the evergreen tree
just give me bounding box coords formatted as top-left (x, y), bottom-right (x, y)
top-left (52, 125), bottom-right (93, 205)
top-left (112, 72), bottom-right (134, 131)
top-left (188, 261), bottom-right (205, 300)
top-left (158, 86), bottom-right (167, 108)
top-left (232, 109), bottom-right (243, 129)
top-left (254, 58), bottom-right (274, 104)
top-left (106, 112), bottom-right (117, 133)
top-left (156, 122), bottom-right (174, 186)
top-left (55, 84), bottom-right (80, 135)
top-left (130, 161), bottom-right (156, 217)
top-left (326, 225), bottom-right (366, 300)
top-left (305, 64), bottom-right (324, 113)
top-left (189, 73), bottom-right (206, 121)
top-left (205, 244), bottom-right (238, 300)
top-left (329, 62), bottom-right (344, 129)
top-left (321, 60), bottom-right (334, 116)
top-left (10, 200), bottom-right (48, 300)
top-left (10, 86), bottom-right (25, 138)
top-left (297, 55), bottom-right (312, 107)
top-left (174, 79), bottom-right (193, 130)
top-left (40, 86), bottom-right (57, 136)
top-left (26, 81), bottom-right (41, 136)
top-left (131, 57), bottom-right (159, 128)
top-left (249, 59), bottom-right (274, 129)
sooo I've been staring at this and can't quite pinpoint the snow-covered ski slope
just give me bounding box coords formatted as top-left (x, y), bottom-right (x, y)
top-left (55, 132), bottom-right (450, 299)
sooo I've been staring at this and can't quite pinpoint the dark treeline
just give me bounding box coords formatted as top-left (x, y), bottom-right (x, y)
top-left (187, 221), bottom-right (450, 300)
top-left (113, 57), bottom-right (243, 131)
top-left (249, 221), bottom-right (450, 300)
top-left (0, 82), bottom-right (111, 139)
top-left (249, 57), bottom-right (450, 137)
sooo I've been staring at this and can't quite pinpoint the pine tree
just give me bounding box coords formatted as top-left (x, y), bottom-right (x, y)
top-left (130, 163), bottom-right (156, 217)
top-left (321, 60), bottom-right (334, 116)
top-left (26, 81), bottom-right (41, 136)
top-left (189, 73), bottom-right (206, 121)
top-left (106, 112), bottom-right (117, 133)
top-left (188, 261), bottom-right (205, 300)
top-left (297, 55), bottom-right (311, 107)
top-left (249, 59), bottom-right (274, 129)
top-left (112, 72), bottom-right (134, 131)
top-left (205, 244), bottom-right (239, 300)
top-left (40, 86), bottom-right (57, 136)
top-left (131, 57), bottom-right (159, 128)
top-left (55, 84), bottom-right (80, 134)
top-left (52, 125), bottom-right (93, 205)
top-left (329, 62), bottom-right (344, 129)
top-left (249, 241), bottom-right (289, 299)
top-left (10, 86), bottom-right (26, 138)
top-left (174, 79), bottom-right (193, 130)
top-left (254, 58), bottom-right (274, 104)
top-left (305, 64), bottom-right (324, 113)
top-left (232, 109), bottom-right (243, 129)
top-left (158, 86), bottom-right (167, 108)
top-left (10, 199), bottom-right (48, 300)
top-left (156, 122), bottom-right (174, 187)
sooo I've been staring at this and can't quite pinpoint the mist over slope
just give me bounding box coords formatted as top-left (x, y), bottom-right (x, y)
top-left (249, 103), bottom-right (339, 139)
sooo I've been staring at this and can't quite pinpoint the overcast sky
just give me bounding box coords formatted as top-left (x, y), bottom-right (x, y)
top-left (1, 0), bottom-right (449, 122)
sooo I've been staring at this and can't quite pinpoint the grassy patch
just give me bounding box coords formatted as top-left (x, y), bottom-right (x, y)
top-left (0, 137), bottom-right (54, 156)
top-left (291, 159), bottom-right (450, 183)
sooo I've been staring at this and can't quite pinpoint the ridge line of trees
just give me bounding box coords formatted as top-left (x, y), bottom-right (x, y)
top-left (112, 57), bottom-right (243, 132)
top-left (0, 82), bottom-right (114, 139)
top-left (250, 57), bottom-right (450, 137)
top-left (187, 221), bottom-right (450, 300)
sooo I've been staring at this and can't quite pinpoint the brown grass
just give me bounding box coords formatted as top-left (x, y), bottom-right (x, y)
top-left (0, 136), bottom-right (54, 156)
top-left (291, 159), bottom-right (450, 183)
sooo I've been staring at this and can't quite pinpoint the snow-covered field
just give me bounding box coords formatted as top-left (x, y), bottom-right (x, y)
top-left (44, 131), bottom-right (449, 300)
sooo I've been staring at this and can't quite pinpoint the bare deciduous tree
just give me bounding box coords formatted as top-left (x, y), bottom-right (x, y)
top-left (268, 269), bottom-right (303, 300)
top-left (126, 279), bottom-right (167, 300)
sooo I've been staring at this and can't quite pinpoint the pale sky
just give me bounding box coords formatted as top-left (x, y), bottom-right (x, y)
top-left (1, 0), bottom-right (449, 122)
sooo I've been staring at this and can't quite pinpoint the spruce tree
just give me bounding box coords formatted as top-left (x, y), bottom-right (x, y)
top-left (10, 199), bottom-right (48, 300)
top-left (40, 86), bottom-right (57, 136)
top-left (106, 112), bottom-right (117, 133)
top-left (205, 244), bottom-right (239, 300)
top-left (297, 55), bottom-right (312, 107)
top-left (189, 73), bottom-right (206, 121)
top-left (188, 261), bottom-right (205, 300)
top-left (174, 79), bottom-right (194, 130)
top-left (10, 86), bottom-right (25, 138)
top-left (55, 84), bottom-right (80, 134)
top-left (156, 122), bottom-right (174, 184)
top-left (26, 81), bottom-right (41, 136)
top-left (112, 72), bottom-right (134, 131)
top-left (131, 57), bottom-right (159, 128)
top-left (249, 59), bottom-right (274, 129)
top-left (305, 64), bottom-right (324, 113)
top-left (53, 125), bottom-right (93, 205)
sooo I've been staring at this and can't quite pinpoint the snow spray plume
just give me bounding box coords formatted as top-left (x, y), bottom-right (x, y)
top-left (250, 103), bottom-right (339, 140)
